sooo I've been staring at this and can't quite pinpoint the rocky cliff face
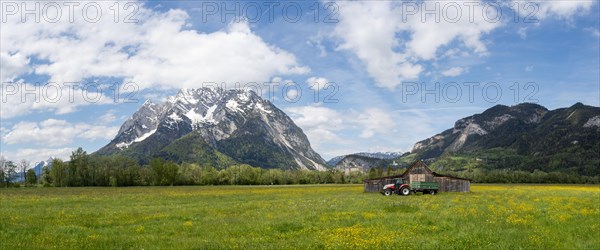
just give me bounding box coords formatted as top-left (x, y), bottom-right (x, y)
top-left (96, 88), bottom-right (327, 170)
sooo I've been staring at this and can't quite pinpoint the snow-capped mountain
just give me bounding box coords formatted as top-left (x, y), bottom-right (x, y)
top-left (327, 151), bottom-right (403, 166)
top-left (96, 88), bottom-right (327, 170)
top-left (31, 158), bottom-right (53, 176)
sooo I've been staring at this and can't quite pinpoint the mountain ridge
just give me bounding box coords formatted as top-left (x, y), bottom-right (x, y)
top-left (411, 102), bottom-right (599, 175)
top-left (327, 151), bottom-right (404, 166)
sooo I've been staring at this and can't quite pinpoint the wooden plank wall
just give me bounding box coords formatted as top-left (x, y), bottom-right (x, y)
top-left (433, 177), bottom-right (470, 192)
top-left (409, 174), bottom-right (434, 185)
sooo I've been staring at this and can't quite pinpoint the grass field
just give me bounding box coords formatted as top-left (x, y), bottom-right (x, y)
top-left (1, 184), bottom-right (599, 249)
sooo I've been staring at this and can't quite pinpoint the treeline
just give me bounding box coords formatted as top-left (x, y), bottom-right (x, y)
top-left (440, 169), bottom-right (600, 184)
top-left (1, 148), bottom-right (368, 187)
top-left (2, 147), bottom-right (598, 187)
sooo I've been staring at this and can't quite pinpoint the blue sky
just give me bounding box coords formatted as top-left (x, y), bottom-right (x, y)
top-left (1, 0), bottom-right (599, 164)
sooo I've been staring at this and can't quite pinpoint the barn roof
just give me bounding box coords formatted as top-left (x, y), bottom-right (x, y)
top-left (363, 160), bottom-right (471, 182)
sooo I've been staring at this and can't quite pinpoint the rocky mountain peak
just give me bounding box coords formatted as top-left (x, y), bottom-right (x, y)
top-left (96, 87), bottom-right (327, 170)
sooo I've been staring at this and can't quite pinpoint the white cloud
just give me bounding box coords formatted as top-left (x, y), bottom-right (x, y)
top-left (355, 108), bottom-right (395, 139)
top-left (334, 1), bottom-right (422, 90)
top-left (0, 52), bottom-right (29, 81)
top-left (517, 27), bottom-right (528, 39)
top-left (0, 82), bottom-right (115, 119)
top-left (2, 119), bottom-right (118, 147)
top-left (513, 1), bottom-right (596, 19)
top-left (306, 36), bottom-right (328, 57)
top-left (286, 105), bottom-right (346, 151)
top-left (284, 89), bottom-right (299, 102)
top-left (525, 65), bottom-right (534, 72)
top-left (1, 1), bottom-right (309, 119)
top-left (306, 77), bottom-right (330, 91)
top-left (98, 110), bottom-right (118, 124)
top-left (442, 67), bottom-right (466, 77)
top-left (584, 27), bottom-right (600, 38)
top-left (285, 104), bottom-right (448, 159)
top-left (1, 147), bottom-right (74, 163)
top-left (333, 1), bottom-right (501, 90)
top-left (287, 106), bottom-right (344, 132)
top-left (286, 105), bottom-right (396, 150)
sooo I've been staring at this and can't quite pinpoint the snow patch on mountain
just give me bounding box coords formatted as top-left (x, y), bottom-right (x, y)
top-left (256, 102), bottom-right (272, 114)
top-left (134, 129), bottom-right (157, 143)
top-left (226, 100), bottom-right (243, 112)
top-left (185, 105), bottom-right (218, 125)
top-left (168, 112), bottom-right (182, 122)
top-left (116, 128), bottom-right (158, 149)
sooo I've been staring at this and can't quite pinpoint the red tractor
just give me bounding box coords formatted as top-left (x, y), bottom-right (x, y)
top-left (382, 178), bottom-right (411, 196)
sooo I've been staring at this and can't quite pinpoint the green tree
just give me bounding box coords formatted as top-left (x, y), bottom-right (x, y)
top-left (41, 166), bottom-right (52, 186)
top-left (150, 158), bottom-right (166, 185)
top-left (19, 160), bottom-right (29, 184)
top-left (368, 168), bottom-right (377, 179)
top-left (68, 148), bottom-right (89, 186)
top-left (1, 158), bottom-right (17, 187)
top-left (50, 159), bottom-right (67, 187)
top-left (164, 161), bottom-right (179, 186)
top-left (26, 169), bottom-right (37, 185)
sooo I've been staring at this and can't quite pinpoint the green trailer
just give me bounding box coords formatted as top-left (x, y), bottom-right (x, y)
top-left (411, 181), bottom-right (440, 195)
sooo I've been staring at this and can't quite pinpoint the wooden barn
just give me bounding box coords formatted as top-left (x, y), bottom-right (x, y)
top-left (363, 160), bottom-right (470, 193)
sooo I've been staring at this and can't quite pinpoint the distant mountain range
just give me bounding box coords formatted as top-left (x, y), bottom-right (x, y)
top-left (93, 92), bottom-right (598, 176)
top-left (95, 88), bottom-right (327, 170)
top-left (327, 103), bottom-right (599, 175)
top-left (11, 158), bottom-right (53, 181)
top-left (326, 152), bottom-right (404, 166)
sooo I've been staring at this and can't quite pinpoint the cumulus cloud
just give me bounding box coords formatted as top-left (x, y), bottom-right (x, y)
top-left (512, 1), bottom-right (596, 20)
top-left (2, 119), bottom-right (118, 147)
top-left (0, 81), bottom-right (116, 119)
top-left (0, 52), bottom-right (30, 81)
top-left (1, 1), bottom-right (308, 118)
top-left (333, 0), bottom-right (501, 89)
top-left (334, 1), bottom-right (422, 90)
top-left (442, 67), bottom-right (467, 77)
top-left (355, 108), bottom-right (395, 139)
top-left (286, 105), bottom-right (347, 152)
top-left (306, 77), bottom-right (330, 91)
top-left (286, 105), bottom-right (396, 151)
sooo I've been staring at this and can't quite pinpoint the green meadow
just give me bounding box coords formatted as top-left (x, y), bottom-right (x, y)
top-left (1, 184), bottom-right (598, 249)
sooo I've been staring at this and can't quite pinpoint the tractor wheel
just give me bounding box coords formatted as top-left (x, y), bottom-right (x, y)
top-left (383, 189), bottom-right (393, 196)
top-left (430, 190), bottom-right (437, 195)
top-left (400, 187), bottom-right (410, 196)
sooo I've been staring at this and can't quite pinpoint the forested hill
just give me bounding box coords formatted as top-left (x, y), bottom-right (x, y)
top-left (411, 103), bottom-right (600, 176)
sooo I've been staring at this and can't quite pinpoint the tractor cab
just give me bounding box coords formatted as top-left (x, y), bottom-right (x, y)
top-left (394, 178), bottom-right (406, 185)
